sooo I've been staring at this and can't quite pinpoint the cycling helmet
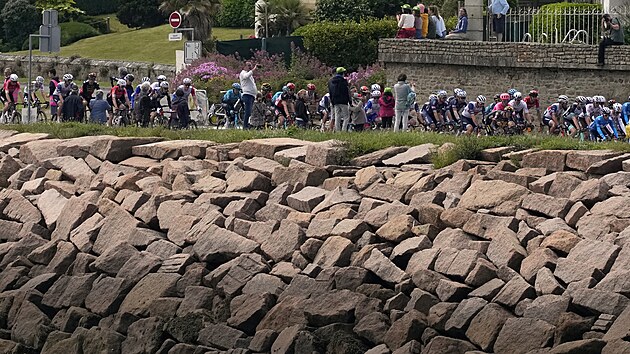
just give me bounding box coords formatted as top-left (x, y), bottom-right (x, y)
top-left (307, 83), bottom-right (316, 91)
top-left (507, 88), bottom-right (517, 97)
top-left (157, 75), bottom-right (167, 81)
top-left (124, 74), bottom-right (134, 82)
top-left (608, 99), bottom-right (617, 106)
top-left (476, 95), bottom-right (487, 104)
top-left (504, 105), bottom-right (514, 112)
top-left (453, 88), bottom-right (462, 95)
top-left (286, 82), bottom-right (296, 90)
top-left (35, 76), bottom-right (44, 84)
top-left (456, 90), bottom-right (467, 98)
top-left (602, 107), bottom-right (612, 115)
top-left (529, 89), bottom-right (539, 97)
top-left (63, 74), bottom-right (73, 81)
top-left (183, 77), bottom-right (192, 85)
top-left (88, 72), bottom-right (97, 79)
top-left (9, 74), bottom-right (17, 82)
top-left (141, 76), bottom-right (150, 83)
top-left (261, 83), bottom-right (272, 91)
top-left (371, 84), bottom-right (381, 91)
top-left (494, 94), bottom-right (501, 101)
top-left (282, 85), bottom-right (289, 93)
top-left (232, 83), bottom-right (241, 90)
top-left (437, 90), bottom-right (447, 98)
top-left (558, 95), bottom-right (569, 103)
top-left (371, 90), bottom-right (381, 97)
top-left (117, 79), bottom-right (126, 86)
top-left (500, 93), bottom-right (510, 100)
top-left (586, 97), bottom-right (594, 103)
top-left (614, 103), bottom-right (623, 113)
top-left (70, 83), bottom-right (79, 92)
top-left (596, 95), bottom-right (606, 103)
top-left (575, 96), bottom-right (586, 103)
top-left (160, 81), bottom-right (169, 89)
top-left (428, 94), bottom-right (437, 101)
top-left (360, 85), bottom-right (369, 93)
top-left (513, 91), bottom-right (523, 99)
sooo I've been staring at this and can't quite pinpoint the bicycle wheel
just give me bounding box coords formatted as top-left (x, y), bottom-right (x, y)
top-left (38, 110), bottom-right (47, 122)
top-left (11, 111), bottom-right (21, 124)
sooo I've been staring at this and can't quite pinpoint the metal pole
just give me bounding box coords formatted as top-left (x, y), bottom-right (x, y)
top-left (28, 34), bottom-right (32, 124)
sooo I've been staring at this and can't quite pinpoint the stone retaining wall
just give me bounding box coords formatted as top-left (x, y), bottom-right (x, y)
top-left (379, 39), bottom-right (630, 105)
top-left (0, 54), bottom-right (176, 83)
top-left (0, 132), bottom-right (628, 353)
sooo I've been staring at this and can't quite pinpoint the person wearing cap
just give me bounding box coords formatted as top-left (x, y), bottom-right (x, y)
top-left (89, 90), bottom-right (110, 125)
top-left (328, 67), bottom-right (351, 132)
top-left (397, 4), bottom-right (415, 39)
top-left (412, 6), bottom-right (423, 39)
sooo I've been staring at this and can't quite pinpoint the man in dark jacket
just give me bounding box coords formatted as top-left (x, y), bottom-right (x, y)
top-left (173, 88), bottom-right (190, 129)
top-left (62, 83), bottom-right (84, 122)
top-left (328, 67), bottom-right (351, 132)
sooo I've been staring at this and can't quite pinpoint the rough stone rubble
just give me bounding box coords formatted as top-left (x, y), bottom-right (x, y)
top-left (0, 132), bottom-right (628, 354)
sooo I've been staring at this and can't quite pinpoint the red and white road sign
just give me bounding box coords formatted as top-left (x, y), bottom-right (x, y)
top-left (169, 12), bottom-right (182, 29)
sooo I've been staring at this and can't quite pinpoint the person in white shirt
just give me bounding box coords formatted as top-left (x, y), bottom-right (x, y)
top-left (239, 61), bottom-right (259, 129)
top-left (397, 4), bottom-right (416, 38)
top-left (430, 6), bottom-right (447, 38)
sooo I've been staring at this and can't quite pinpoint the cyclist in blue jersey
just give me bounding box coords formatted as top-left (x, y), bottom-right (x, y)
top-left (222, 83), bottom-right (242, 127)
top-left (589, 107), bottom-right (618, 141)
top-left (446, 89), bottom-right (467, 123)
top-left (543, 95), bottom-right (569, 134)
top-left (460, 95), bottom-right (486, 136)
top-left (622, 96), bottom-right (630, 125)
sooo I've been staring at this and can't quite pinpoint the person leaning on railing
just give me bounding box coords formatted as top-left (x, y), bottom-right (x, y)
top-left (598, 13), bottom-right (624, 66)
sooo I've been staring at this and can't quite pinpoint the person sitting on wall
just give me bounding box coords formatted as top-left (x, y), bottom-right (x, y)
top-left (445, 8), bottom-right (468, 40)
top-left (598, 13), bottom-right (624, 66)
top-left (396, 4), bottom-right (416, 39)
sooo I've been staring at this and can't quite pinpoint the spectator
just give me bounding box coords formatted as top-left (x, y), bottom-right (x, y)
top-left (397, 4), bottom-right (415, 38)
top-left (393, 74), bottom-right (413, 132)
top-left (445, 8), bottom-right (469, 40)
top-left (328, 67), bottom-right (351, 132)
top-left (350, 93), bottom-right (367, 131)
top-left (294, 89), bottom-right (309, 128)
top-left (489, 0), bottom-right (509, 42)
top-left (413, 6), bottom-right (423, 39)
top-left (89, 90), bottom-right (110, 125)
top-left (62, 84), bottom-right (84, 122)
top-left (420, 5), bottom-right (429, 38)
top-left (239, 61), bottom-right (259, 129)
top-left (48, 68), bottom-right (59, 120)
top-left (599, 13), bottom-right (625, 66)
top-left (173, 88), bottom-right (190, 129)
top-left (379, 88), bottom-right (395, 129)
top-left (249, 92), bottom-right (269, 129)
top-left (430, 6), bottom-right (447, 38)
top-left (426, 7), bottom-right (437, 39)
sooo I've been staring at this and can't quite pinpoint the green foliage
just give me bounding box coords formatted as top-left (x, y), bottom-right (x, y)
top-left (269, 0), bottom-right (311, 35)
top-left (59, 21), bottom-right (99, 46)
top-left (529, 2), bottom-right (602, 43)
top-left (2, 0), bottom-right (39, 50)
top-left (216, 0), bottom-right (255, 28)
top-left (445, 15), bottom-right (458, 31)
top-left (314, 0), bottom-right (372, 22)
top-left (293, 18), bottom-right (397, 68)
top-left (76, 0), bottom-right (120, 15)
top-left (159, 0), bottom-right (222, 43)
top-left (118, 0), bottom-right (166, 29)
top-left (440, 0), bottom-right (459, 19)
top-left (36, 0), bottom-right (84, 17)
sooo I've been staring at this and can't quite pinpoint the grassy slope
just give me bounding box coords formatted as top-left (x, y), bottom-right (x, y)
top-left (3, 123), bottom-right (630, 165)
top-left (10, 16), bottom-right (252, 65)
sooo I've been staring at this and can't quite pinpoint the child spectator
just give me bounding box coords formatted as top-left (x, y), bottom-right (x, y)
top-left (250, 92), bottom-right (269, 129)
top-left (379, 88), bottom-right (395, 129)
top-left (350, 93), bottom-right (367, 131)
top-left (294, 89), bottom-right (309, 128)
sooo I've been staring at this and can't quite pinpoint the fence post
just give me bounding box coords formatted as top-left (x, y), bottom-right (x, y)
top-left (106, 17), bottom-right (110, 33)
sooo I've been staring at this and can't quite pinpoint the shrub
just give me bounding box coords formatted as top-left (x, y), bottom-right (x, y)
top-left (216, 0), bottom-right (256, 28)
top-left (314, 0), bottom-right (372, 22)
top-left (445, 15), bottom-right (458, 31)
top-left (76, 0), bottom-right (120, 15)
top-left (440, 0), bottom-right (459, 19)
top-left (292, 18), bottom-right (397, 68)
top-left (2, 0), bottom-right (39, 50)
top-left (529, 2), bottom-right (602, 44)
top-left (117, 0), bottom-right (166, 29)
top-left (59, 21), bottom-right (99, 46)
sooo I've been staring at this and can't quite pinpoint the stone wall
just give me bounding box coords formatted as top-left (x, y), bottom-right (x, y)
top-left (0, 54), bottom-right (176, 83)
top-left (379, 39), bottom-right (630, 105)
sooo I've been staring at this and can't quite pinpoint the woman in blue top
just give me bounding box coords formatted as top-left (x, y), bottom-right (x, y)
top-left (445, 8), bottom-right (468, 40)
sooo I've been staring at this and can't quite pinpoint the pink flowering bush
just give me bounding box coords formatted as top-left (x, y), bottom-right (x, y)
top-left (347, 63), bottom-right (386, 90)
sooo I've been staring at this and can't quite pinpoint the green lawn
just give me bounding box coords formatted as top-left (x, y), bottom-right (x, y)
top-left (10, 16), bottom-right (252, 65)
top-left (3, 123), bottom-right (630, 166)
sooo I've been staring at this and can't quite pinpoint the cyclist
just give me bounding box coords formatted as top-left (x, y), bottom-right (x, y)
top-left (318, 92), bottom-right (332, 132)
top-left (221, 83), bottom-right (242, 127)
top-left (421, 94), bottom-right (440, 129)
top-left (108, 79), bottom-right (131, 115)
top-left (2, 74), bottom-right (21, 119)
top-left (523, 90), bottom-right (541, 132)
top-left (365, 90), bottom-right (381, 129)
top-left (55, 74), bottom-right (74, 118)
top-left (132, 77), bottom-right (151, 109)
top-left (80, 72), bottom-right (100, 109)
top-left (261, 82), bottom-right (273, 105)
top-left (507, 88), bottom-right (518, 99)
top-left (306, 83), bottom-right (319, 106)
top-left (446, 89), bottom-right (467, 123)
top-left (543, 95), bottom-right (569, 134)
top-left (178, 78), bottom-right (197, 110)
top-left (622, 96), bottom-right (630, 126)
top-left (151, 75), bottom-right (167, 92)
top-left (275, 83), bottom-right (296, 127)
top-left (435, 90), bottom-right (450, 124)
top-left (585, 95), bottom-right (604, 126)
top-left (24, 76), bottom-right (46, 105)
top-left (124, 74), bottom-right (135, 103)
top-left (508, 92), bottom-right (530, 128)
top-left (151, 81), bottom-right (172, 125)
top-left (612, 102), bottom-right (625, 138)
top-left (48, 69), bottom-right (60, 120)
top-left (562, 96), bottom-right (587, 137)
top-left (485, 94), bottom-right (501, 116)
top-left (589, 107), bottom-right (618, 141)
top-left (460, 95), bottom-right (486, 136)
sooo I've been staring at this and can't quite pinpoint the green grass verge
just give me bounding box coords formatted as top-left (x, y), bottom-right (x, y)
top-left (4, 123), bottom-right (630, 166)
top-left (10, 17), bottom-right (252, 65)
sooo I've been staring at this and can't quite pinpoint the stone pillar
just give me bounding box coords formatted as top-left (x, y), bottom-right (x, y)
top-left (466, 0), bottom-right (484, 41)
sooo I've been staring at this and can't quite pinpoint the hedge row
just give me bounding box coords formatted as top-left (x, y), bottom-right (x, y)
top-left (293, 19), bottom-right (397, 68)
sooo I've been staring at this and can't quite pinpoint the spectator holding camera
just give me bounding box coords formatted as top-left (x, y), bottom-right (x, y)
top-left (598, 13), bottom-right (624, 66)
top-left (240, 61), bottom-right (260, 129)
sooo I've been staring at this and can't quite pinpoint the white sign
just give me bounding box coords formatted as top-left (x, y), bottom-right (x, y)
top-left (184, 41), bottom-right (202, 64)
top-left (169, 33), bottom-right (183, 41)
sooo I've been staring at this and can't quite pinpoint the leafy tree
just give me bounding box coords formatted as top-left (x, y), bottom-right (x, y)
top-left (159, 0), bottom-right (222, 43)
top-left (36, 0), bottom-right (84, 17)
top-left (314, 0), bottom-right (373, 22)
top-left (269, 0), bottom-right (309, 35)
top-left (2, 0), bottom-right (40, 50)
top-left (216, 0), bottom-right (255, 28)
top-left (118, 0), bottom-right (166, 28)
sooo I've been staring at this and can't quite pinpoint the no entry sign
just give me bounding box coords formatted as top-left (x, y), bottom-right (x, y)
top-left (169, 12), bottom-right (182, 29)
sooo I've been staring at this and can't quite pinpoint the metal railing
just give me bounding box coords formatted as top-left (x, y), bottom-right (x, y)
top-left (486, 5), bottom-right (630, 45)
